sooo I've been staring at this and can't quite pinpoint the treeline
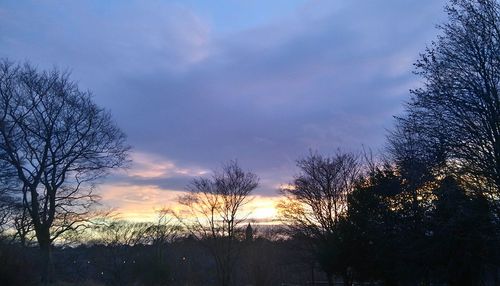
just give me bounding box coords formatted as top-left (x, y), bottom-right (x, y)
top-left (0, 222), bottom-right (337, 286)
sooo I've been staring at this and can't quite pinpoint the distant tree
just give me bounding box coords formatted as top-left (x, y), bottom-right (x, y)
top-left (13, 205), bottom-right (35, 247)
top-left (0, 187), bottom-right (36, 246)
top-left (0, 195), bottom-right (15, 236)
top-left (144, 208), bottom-right (183, 246)
top-left (278, 151), bottom-right (361, 286)
top-left (178, 160), bottom-right (259, 286)
top-left (0, 59), bottom-right (130, 283)
top-left (92, 220), bottom-right (150, 246)
top-left (400, 0), bottom-right (500, 215)
top-left (0, 153), bottom-right (20, 237)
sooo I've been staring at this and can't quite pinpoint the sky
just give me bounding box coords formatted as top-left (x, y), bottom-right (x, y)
top-left (0, 0), bottom-right (446, 221)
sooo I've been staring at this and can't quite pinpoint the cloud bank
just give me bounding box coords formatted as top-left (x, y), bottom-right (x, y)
top-left (0, 0), bottom-right (446, 218)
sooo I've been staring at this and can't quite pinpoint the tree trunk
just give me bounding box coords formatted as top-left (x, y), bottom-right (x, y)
top-left (19, 232), bottom-right (26, 247)
top-left (38, 228), bottom-right (54, 285)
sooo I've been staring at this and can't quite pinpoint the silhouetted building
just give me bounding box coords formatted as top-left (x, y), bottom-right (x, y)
top-left (245, 223), bottom-right (253, 242)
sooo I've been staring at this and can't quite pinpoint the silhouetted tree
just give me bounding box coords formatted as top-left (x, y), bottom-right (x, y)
top-left (0, 59), bottom-right (130, 283)
top-left (341, 164), bottom-right (409, 285)
top-left (388, 117), bottom-right (445, 283)
top-left (279, 151), bottom-right (361, 286)
top-left (386, 1), bottom-right (500, 282)
top-left (0, 194), bottom-right (15, 235)
top-left (0, 153), bottom-right (21, 237)
top-left (401, 0), bottom-right (500, 216)
top-left (178, 160), bottom-right (259, 286)
top-left (13, 204), bottom-right (35, 247)
top-left (430, 176), bottom-right (498, 285)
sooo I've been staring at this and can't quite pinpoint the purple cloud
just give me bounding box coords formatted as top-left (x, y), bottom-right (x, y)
top-left (0, 0), bottom-right (446, 198)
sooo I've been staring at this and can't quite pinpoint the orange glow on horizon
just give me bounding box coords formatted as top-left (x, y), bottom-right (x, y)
top-left (97, 183), bottom-right (281, 223)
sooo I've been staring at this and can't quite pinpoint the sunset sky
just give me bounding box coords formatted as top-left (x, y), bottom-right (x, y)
top-left (0, 0), bottom-right (446, 221)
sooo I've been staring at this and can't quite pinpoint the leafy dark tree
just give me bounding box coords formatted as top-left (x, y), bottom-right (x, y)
top-left (279, 151), bottom-right (361, 286)
top-left (430, 176), bottom-right (498, 285)
top-left (0, 59), bottom-right (130, 283)
top-left (178, 160), bottom-right (259, 286)
top-left (339, 164), bottom-right (405, 285)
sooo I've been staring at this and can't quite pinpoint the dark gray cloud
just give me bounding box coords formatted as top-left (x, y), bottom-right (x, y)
top-left (0, 0), bottom-right (446, 196)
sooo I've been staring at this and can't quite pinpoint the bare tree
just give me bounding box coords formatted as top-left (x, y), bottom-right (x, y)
top-left (279, 151), bottom-right (360, 236)
top-left (0, 151), bottom-right (21, 237)
top-left (12, 201), bottom-right (35, 246)
top-left (177, 160), bottom-right (259, 286)
top-left (0, 194), bottom-right (15, 236)
top-left (401, 0), bottom-right (500, 215)
top-left (0, 59), bottom-right (130, 283)
top-left (278, 151), bottom-right (361, 286)
top-left (0, 188), bottom-right (36, 246)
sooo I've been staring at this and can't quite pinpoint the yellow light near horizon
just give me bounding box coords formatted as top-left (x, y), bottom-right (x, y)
top-left (97, 183), bottom-right (280, 223)
top-left (245, 196), bottom-right (280, 221)
top-left (97, 183), bottom-right (184, 222)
